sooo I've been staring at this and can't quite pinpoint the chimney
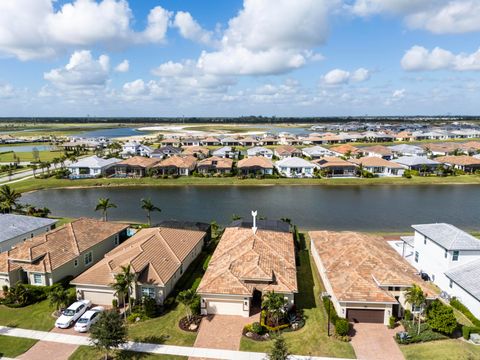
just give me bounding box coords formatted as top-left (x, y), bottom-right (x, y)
top-left (251, 210), bottom-right (258, 234)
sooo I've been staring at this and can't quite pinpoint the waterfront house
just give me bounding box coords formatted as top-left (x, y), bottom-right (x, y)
top-left (237, 156), bottom-right (274, 175)
top-left (329, 144), bottom-right (360, 158)
top-left (68, 155), bottom-right (121, 179)
top-left (0, 215), bottom-right (57, 253)
top-left (350, 157), bottom-right (404, 176)
top-left (392, 156), bottom-right (440, 172)
top-left (72, 227), bottom-right (206, 306)
top-left (275, 157), bottom-right (317, 178)
top-left (239, 136), bottom-right (259, 147)
top-left (121, 141), bottom-right (153, 158)
top-left (197, 219), bottom-right (297, 317)
top-left (360, 145), bottom-right (394, 160)
top-left (197, 156), bottom-right (233, 174)
top-left (302, 146), bottom-right (334, 159)
top-left (313, 157), bottom-right (357, 177)
top-left (153, 155), bottom-right (197, 176)
top-left (259, 136), bottom-right (278, 146)
top-left (212, 146), bottom-right (239, 159)
top-left (181, 138), bottom-right (201, 147)
top-left (388, 144), bottom-right (426, 158)
top-left (246, 146), bottom-right (273, 159)
top-left (0, 219), bottom-right (128, 288)
top-left (310, 231), bottom-right (437, 324)
top-left (274, 145), bottom-right (302, 159)
top-left (181, 146), bottom-right (210, 159)
top-left (151, 146), bottom-right (182, 159)
top-left (113, 156), bottom-right (161, 177)
top-left (435, 155), bottom-right (480, 173)
top-left (407, 223), bottom-right (480, 319)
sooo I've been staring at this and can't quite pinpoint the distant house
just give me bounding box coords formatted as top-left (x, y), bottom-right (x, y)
top-left (72, 227), bottom-right (206, 306)
top-left (392, 156), bottom-right (440, 171)
top-left (350, 157), bottom-right (404, 177)
top-left (197, 156), bottom-right (233, 174)
top-left (237, 156), bottom-right (274, 175)
top-left (68, 155), bottom-right (121, 179)
top-left (329, 144), bottom-right (360, 158)
top-left (274, 145), bottom-right (302, 159)
top-left (212, 146), bottom-right (239, 159)
top-left (121, 141), bottom-right (153, 157)
top-left (310, 231), bottom-right (437, 324)
top-left (435, 155), bottom-right (480, 173)
top-left (459, 141), bottom-right (480, 154)
top-left (153, 155), bottom-right (197, 176)
top-left (220, 137), bottom-right (240, 146)
top-left (0, 218), bottom-right (128, 288)
top-left (160, 138), bottom-right (182, 147)
top-left (181, 138), bottom-right (201, 147)
top-left (113, 156), bottom-right (161, 177)
top-left (151, 146), bottom-right (182, 159)
top-left (246, 146), bottom-right (273, 159)
top-left (389, 144), bottom-right (426, 157)
top-left (197, 220), bottom-right (297, 317)
top-left (201, 137), bottom-right (221, 146)
top-left (360, 145), bottom-right (394, 160)
top-left (313, 157), bottom-right (357, 177)
top-left (302, 146), bottom-right (334, 159)
top-left (259, 136), bottom-right (278, 146)
top-left (239, 137), bottom-right (259, 147)
top-left (181, 146), bottom-right (210, 159)
top-left (423, 143), bottom-right (460, 156)
top-left (0, 214), bottom-right (57, 253)
top-left (275, 157), bottom-right (317, 178)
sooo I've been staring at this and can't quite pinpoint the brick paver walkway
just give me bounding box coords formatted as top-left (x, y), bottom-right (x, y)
top-left (350, 323), bottom-right (404, 360)
top-left (17, 341), bottom-right (78, 360)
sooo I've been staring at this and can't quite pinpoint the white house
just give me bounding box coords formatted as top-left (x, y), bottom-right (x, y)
top-left (350, 157), bottom-right (404, 177)
top-left (409, 223), bottom-right (480, 319)
top-left (302, 146), bottom-right (333, 159)
top-left (246, 146), bottom-right (273, 159)
top-left (389, 144), bottom-right (426, 158)
top-left (275, 157), bottom-right (317, 178)
top-left (121, 141), bottom-right (153, 157)
top-left (212, 146), bottom-right (239, 159)
top-left (68, 156), bottom-right (121, 179)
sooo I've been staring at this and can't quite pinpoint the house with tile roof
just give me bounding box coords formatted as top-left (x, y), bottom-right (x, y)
top-left (273, 145), bottom-right (302, 159)
top-left (212, 146), bottom-right (239, 159)
top-left (246, 146), bottom-right (273, 159)
top-left (237, 156), bottom-right (274, 175)
top-left (302, 145), bottom-right (334, 159)
top-left (310, 231), bottom-right (437, 324)
top-left (0, 218), bottom-right (128, 288)
top-left (329, 144), bottom-right (360, 158)
top-left (113, 156), bottom-right (161, 177)
top-left (313, 157), bottom-right (357, 177)
top-left (68, 155), bottom-right (121, 179)
top-left (275, 157), bottom-right (317, 178)
top-left (72, 227), bottom-right (206, 306)
top-left (350, 157), bottom-right (404, 177)
top-left (360, 145), bottom-right (394, 160)
top-left (181, 146), bottom-right (210, 159)
top-left (392, 156), bottom-right (440, 171)
top-left (435, 155), bottom-right (480, 173)
top-left (153, 155), bottom-right (197, 176)
top-left (197, 156), bottom-right (233, 174)
top-left (151, 146), bottom-right (182, 159)
top-left (197, 220), bottom-right (297, 317)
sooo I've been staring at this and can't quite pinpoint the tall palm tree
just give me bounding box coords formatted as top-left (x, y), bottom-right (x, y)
top-left (140, 198), bottom-right (161, 226)
top-left (177, 289), bottom-right (199, 322)
top-left (95, 198), bottom-right (117, 221)
top-left (262, 291), bottom-right (287, 327)
top-left (110, 264), bottom-right (135, 320)
top-left (31, 164), bottom-right (37, 178)
top-left (405, 284), bottom-right (426, 335)
top-left (0, 185), bottom-right (21, 214)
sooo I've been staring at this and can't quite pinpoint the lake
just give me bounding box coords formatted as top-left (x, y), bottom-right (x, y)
top-left (0, 144), bottom-right (56, 152)
top-left (21, 185), bottom-right (480, 232)
top-left (74, 127), bottom-right (152, 138)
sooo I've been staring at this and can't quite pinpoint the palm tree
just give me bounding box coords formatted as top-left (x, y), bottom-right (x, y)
top-left (0, 185), bottom-right (21, 214)
top-left (140, 198), bottom-right (161, 226)
top-left (95, 198), bottom-right (117, 221)
top-left (177, 289), bottom-right (199, 322)
top-left (31, 164), bottom-right (37, 178)
top-left (405, 284), bottom-right (426, 335)
top-left (110, 264), bottom-right (135, 320)
top-left (49, 286), bottom-right (69, 312)
top-left (262, 291), bottom-right (287, 327)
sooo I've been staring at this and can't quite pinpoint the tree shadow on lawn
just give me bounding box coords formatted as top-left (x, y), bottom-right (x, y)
top-left (131, 334), bottom-right (170, 345)
top-left (295, 249), bottom-right (316, 310)
top-left (116, 350), bottom-right (151, 359)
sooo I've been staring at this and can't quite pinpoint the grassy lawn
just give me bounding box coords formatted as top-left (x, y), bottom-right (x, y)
top-left (239, 242), bottom-right (356, 358)
top-left (69, 346), bottom-right (186, 360)
top-left (0, 335), bottom-right (37, 358)
top-left (0, 150), bottom-right (64, 163)
top-left (400, 339), bottom-right (480, 360)
top-left (0, 299), bottom-right (55, 331)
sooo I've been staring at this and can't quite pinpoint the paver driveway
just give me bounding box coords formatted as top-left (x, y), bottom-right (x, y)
top-left (17, 341), bottom-right (78, 360)
top-left (350, 323), bottom-right (404, 360)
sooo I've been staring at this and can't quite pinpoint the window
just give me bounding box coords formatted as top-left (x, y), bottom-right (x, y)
top-left (141, 287), bottom-right (155, 299)
top-left (33, 274), bottom-right (42, 285)
top-left (114, 235), bottom-right (119, 245)
top-left (74, 259), bottom-right (78, 267)
top-left (415, 251), bottom-right (419, 263)
top-left (84, 252), bottom-right (93, 266)
top-left (453, 251), bottom-right (459, 261)
top-left (449, 279), bottom-right (453, 289)
top-left (424, 236), bottom-right (427, 245)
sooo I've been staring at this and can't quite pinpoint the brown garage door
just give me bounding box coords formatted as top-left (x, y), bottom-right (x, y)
top-left (347, 309), bottom-right (384, 323)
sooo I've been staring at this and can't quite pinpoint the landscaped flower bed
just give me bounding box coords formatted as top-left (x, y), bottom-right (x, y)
top-left (179, 315), bottom-right (202, 332)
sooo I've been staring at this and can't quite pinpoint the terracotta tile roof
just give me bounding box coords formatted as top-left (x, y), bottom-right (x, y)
top-left (2, 219), bottom-right (128, 274)
top-left (197, 156), bottom-right (233, 169)
top-left (361, 145), bottom-right (393, 156)
top-left (181, 146), bottom-right (210, 156)
top-left (116, 156), bottom-right (161, 168)
top-left (422, 143), bottom-right (460, 152)
top-left (274, 145), bottom-right (301, 156)
top-left (436, 155), bottom-right (480, 166)
top-left (71, 227), bottom-right (206, 287)
top-left (314, 157), bottom-right (358, 168)
top-left (350, 156), bottom-right (404, 168)
top-left (154, 155), bottom-right (197, 169)
top-left (197, 227), bottom-right (297, 296)
top-left (460, 141), bottom-right (480, 151)
top-left (329, 144), bottom-right (360, 155)
top-left (309, 231), bottom-right (438, 303)
top-left (237, 156), bottom-right (273, 169)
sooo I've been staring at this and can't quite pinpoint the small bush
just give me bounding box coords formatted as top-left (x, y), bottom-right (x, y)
top-left (389, 316), bottom-right (396, 329)
top-left (251, 322), bottom-right (264, 335)
top-left (127, 312), bottom-right (146, 323)
top-left (202, 255), bottom-right (211, 272)
top-left (426, 299), bottom-right (457, 335)
top-left (112, 298), bottom-right (118, 308)
top-left (405, 309), bottom-right (412, 321)
top-left (142, 296), bottom-right (158, 318)
top-left (462, 326), bottom-right (480, 340)
top-left (335, 318), bottom-right (350, 336)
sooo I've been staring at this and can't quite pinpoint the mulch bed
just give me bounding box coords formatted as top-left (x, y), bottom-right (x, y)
top-left (242, 328), bottom-right (270, 341)
top-left (179, 315), bottom-right (202, 332)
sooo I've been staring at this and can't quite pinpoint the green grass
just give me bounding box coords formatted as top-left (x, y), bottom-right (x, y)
top-left (0, 335), bottom-right (37, 358)
top-left (69, 346), bottom-right (186, 360)
top-left (51, 217), bottom-right (75, 226)
top-left (0, 150), bottom-right (64, 162)
top-left (239, 243), bottom-right (356, 358)
top-left (400, 339), bottom-right (480, 360)
top-left (0, 300), bottom-right (55, 331)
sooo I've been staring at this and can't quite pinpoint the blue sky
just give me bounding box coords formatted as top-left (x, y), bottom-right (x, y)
top-left (0, 0), bottom-right (479, 117)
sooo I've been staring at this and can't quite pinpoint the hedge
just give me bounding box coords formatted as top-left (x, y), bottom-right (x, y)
top-left (462, 326), bottom-right (480, 340)
top-left (450, 297), bottom-right (480, 327)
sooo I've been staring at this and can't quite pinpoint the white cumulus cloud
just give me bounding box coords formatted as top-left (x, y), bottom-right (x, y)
top-left (173, 11), bottom-right (214, 46)
top-left (401, 46), bottom-right (480, 71)
top-left (114, 59), bottom-right (129, 72)
top-left (322, 68), bottom-right (371, 85)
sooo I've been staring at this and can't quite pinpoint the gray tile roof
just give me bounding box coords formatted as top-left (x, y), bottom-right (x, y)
top-left (400, 235), bottom-right (415, 247)
top-left (392, 156), bottom-right (440, 167)
top-left (0, 214), bottom-right (58, 244)
top-left (445, 259), bottom-right (480, 301)
top-left (412, 223), bottom-right (480, 250)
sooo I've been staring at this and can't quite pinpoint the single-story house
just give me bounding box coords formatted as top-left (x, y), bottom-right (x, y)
top-left (181, 138), bottom-right (201, 147)
top-left (197, 220), bottom-right (297, 317)
top-left (435, 155), bottom-right (480, 173)
top-left (313, 157), bottom-right (357, 177)
top-left (212, 146), bottom-right (239, 159)
top-left (0, 218), bottom-right (128, 288)
top-left (72, 227), bottom-right (206, 306)
top-left (259, 136), bottom-right (278, 146)
top-left (160, 138), bottom-right (182, 147)
top-left (309, 231), bottom-right (437, 324)
top-left (274, 145), bottom-right (302, 159)
top-left (68, 155), bottom-right (121, 179)
top-left (392, 156), bottom-right (440, 171)
top-left (220, 137), bottom-right (240, 146)
top-left (239, 137), bottom-right (259, 147)
top-left (459, 141), bottom-right (480, 154)
top-left (197, 156), bottom-right (233, 174)
top-left (121, 141), bottom-right (153, 157)
top-left (350, 157), bottom-right (404, 177)
top-left (302, 146), bottom-right (334, 159)
top-left (246, 146), bottom-right (273, 159)
top-left (181, 146), bottom-right (210, 159)
top-left (151, 146), bottom-right (182, 159)
top-left (113, 156), bottom-right (161, 177)
top-left (0, 214), bottom-right (57, 253)
top-left (360, 145), bottom-right (394, 160)
top-left (275, 157), bottom-right (317, 178)
top-left (329, 144), bottom-right (360, 158)
top-left (423, 143), bottom-right (460, 156)
top-left (201, 137), bottom-right (221, 146)
top-left (237, 156), bottom-right (274, 175)
top-left (153, 155), bottom-right (197, 176)
top-left (388, 144), bottom-right (426, 157)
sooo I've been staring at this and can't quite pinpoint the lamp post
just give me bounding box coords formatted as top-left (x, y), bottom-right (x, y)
top-left (322, 293), bottom-right (332, 336)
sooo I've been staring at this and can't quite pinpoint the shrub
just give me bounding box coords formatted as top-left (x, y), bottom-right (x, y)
top-left (190, 296), bottom-right (201, 316)
top-left (142, 296), bottom-right (157, 318)
top-left (403, 170), bottom-right (412, 179)
top-left (127, 312), bottom-right (146, 323)
top-left (322, 296), bottom-right (339, 325)
top-left (405, 309), bottom-right (412, 321)
top-left (335, 318), bottom-right (350, 336)
top-left (112, 299), bottom-right (118, 308)
top-left (426, 299), bottom-right (457, 335)
top-left (251, 322), bottom-right (265, 335)
top-left (462, 326), bottom-right (480, 340)
top-left (450, 297), bottom-right (480, 327)
top-left (260, 310), bottom-right (290, 332)
top-left (163, 296), bottom-right (175, 309)
top-left (389, 316), bottom-right (396, 329)
top-left (397, 320), bottom-right (448, 344)
top-left (202, 255), bottom-right (211, 272)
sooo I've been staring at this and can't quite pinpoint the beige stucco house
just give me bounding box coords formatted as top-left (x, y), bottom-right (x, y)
top-left (71, 226), bottom-right (206, 306)
top-left (0, 218), bottom-right (128, 288)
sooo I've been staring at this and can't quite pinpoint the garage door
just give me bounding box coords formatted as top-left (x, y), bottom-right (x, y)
top-left (206, 300), bottom-right (244, 316)
top-left (82, 290), bottom-right (114, 306)
top-left (347, 309), bottom-right (384, 323)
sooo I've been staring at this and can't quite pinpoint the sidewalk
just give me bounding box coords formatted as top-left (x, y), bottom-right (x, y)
top-left (0, 325), bottom-right (354, 360)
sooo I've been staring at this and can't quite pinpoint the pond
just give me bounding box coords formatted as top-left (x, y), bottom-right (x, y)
top-left (21, 185), bottom-right (480, 232)
top-left (0, 144), bottom-right (56, 152)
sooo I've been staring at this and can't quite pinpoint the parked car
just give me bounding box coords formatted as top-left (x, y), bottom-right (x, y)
top-left (55, 300), bottom-right (92, 329)
top-left (74, 306), bottom-right (104, 332)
